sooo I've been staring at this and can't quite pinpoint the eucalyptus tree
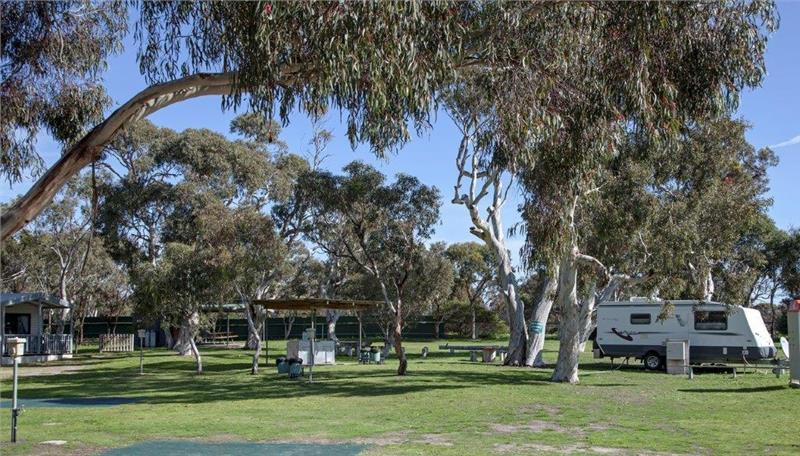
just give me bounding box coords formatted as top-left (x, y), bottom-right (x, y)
top-left (301, 162), bottom-right (440, 375)
top-left (410, 243), bottom-right (456, 336)
top-left (445, 242), bottom-right (495, 340)
top-left (20, 177), bottom-right (99, 334)
top-left (521, 117), bottom-right (777, 383)
top-left (633, 119), bottom-right (777, 301)
top-left (446, 95), bottom-right (559, 367)
top-left (96, 120), bottom-right (178, 266)
top-left (133, 242), bottom-right (221, 373)
top-left (778, 231), bottom-right (800, 298)
top-left (6, 2), bottom-right (776, 247)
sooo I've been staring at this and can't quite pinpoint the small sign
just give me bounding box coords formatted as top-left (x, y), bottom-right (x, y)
top-left (137, 329), bottom-right (146, 338)
top-left (529, 320), bottom-right (545, 335)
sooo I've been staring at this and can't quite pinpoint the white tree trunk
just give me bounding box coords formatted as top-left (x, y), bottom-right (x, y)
top-left (174, 311), bottom-right (200, 357)
top-left (552, 249), bottom-right (581, 384)
top-left (495, 247), bottom-right (528, 366)
top-left (189, 336), bottom-right (203, 374)
top-left (244, 302), bottom-right (263, 374)
top-left (326, 309), bottom-right (340, 342)
top-left (578, 283), bottom-right (597, 353)
top-left (703, 269), bottom-right (715, 301)
top-left (57, 275), bottom-right (70, 335)
top-left (528, 265), bottom-right (559, 367)
top-left (244, 303), bottom-right (265, 350)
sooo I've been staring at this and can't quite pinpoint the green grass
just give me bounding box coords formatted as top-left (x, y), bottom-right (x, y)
top-left (1, 339), bottom-right (798, 455)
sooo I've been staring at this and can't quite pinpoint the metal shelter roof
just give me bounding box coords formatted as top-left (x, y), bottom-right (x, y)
top-left (0, 292), bottom-right (69, 309)
top-left (251, 298), bottom-right (382, 311)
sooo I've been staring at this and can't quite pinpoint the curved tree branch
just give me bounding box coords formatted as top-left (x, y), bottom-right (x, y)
top-left (1, 72), bottom-right (241, 241)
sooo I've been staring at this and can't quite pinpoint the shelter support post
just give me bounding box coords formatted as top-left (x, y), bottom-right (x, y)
top-left (265, 314), bottom-right (269, 367)
top-left (1, 304), bottom-right (5, 357)
top-left (357, 311), bottom-right (362, 361)
top-left (309, 310), bottom-right (315, 383)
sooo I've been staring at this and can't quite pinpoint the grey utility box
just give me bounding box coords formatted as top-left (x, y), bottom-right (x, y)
top-left (666, 339), bottom-right (689, 375)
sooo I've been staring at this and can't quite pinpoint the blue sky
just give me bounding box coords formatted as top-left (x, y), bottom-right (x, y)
top-left (3, 3), bottom-right (798, 267)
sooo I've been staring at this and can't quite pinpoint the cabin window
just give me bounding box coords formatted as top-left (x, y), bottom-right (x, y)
top-left (630, 313), bottom-right (651, 325)
top-left (694, 311), bottom-right (727, 330)
top-left (4, 313), bottom-right (31, 335)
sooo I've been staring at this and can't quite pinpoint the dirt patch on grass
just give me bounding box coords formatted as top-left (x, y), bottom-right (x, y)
top-left (494, 442), bottom-right (687, 455)
top-left (0, 363), bottom-right (90, 379)
top-left (27, 442), bottom-right (102, 456)
top-left (491, 419), bottom-right (572, 434)
top-left (274, 430), bottom-right (453, 447)
top-left (519, 403), bottom-right (562, 416)
top-left (415, 434), bottom-right (454, 446)
top-left (490, 418), bottom-right (613, 438)
top-left (575, 385), bottom-right (654, 407)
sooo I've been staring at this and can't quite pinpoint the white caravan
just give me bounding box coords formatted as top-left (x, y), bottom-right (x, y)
top-left (592, 299), bottom-right (776, 370)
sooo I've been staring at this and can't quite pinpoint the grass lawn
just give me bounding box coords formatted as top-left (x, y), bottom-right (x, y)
top-left (0, 339), bottom-right (798, 455)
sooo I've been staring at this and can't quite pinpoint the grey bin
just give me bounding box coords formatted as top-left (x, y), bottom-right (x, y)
top-left (370, 348), bottom-right (381, 364)
top-left (288, 358), bottom-right (304, 378)
top-left (276, 357), bottom-right (289, 374)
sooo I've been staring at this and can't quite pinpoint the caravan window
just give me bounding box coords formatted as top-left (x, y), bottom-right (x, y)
top-left (694, 311), bottom-right (727, 330)
top-left (630, 313), bottom-right (651, 325)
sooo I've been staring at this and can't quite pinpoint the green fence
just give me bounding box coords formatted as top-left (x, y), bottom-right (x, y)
top-left (75, 315), bottom-right (442, 345)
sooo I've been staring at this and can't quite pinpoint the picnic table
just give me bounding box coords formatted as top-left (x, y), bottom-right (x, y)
top-left (438, 344), bottom-right (509, 362)
top-left (200, 332), bottom-right (237, 345)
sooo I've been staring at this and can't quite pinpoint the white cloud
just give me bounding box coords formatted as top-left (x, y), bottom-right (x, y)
top-left (769, 134), bottom-right (800, 149)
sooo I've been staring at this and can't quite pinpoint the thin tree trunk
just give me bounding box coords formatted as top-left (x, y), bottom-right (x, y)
top-left (552, 248), bottom-right (581, 384)
top-left (189, 337), bottom-right (203, 374)
top-left (769, 285), bottom-right (777, 338)
top-left (283, 315), bottom-right (295, 339)
top-left (394, 302), bottom-right (408, 376)
top-left (184, 311), bottom-right (203, 373)
top-left (244, 302), bottom-right (263, 374)
top-left (495, 248), bottom-right (528, 365)
top-left (702, 269), bottom-right (715, 301)
top-left (57, 275), bottom-right (69, 335)
top-left (578, 283), bottom-right (598, 353)
top-left (251, 336), bottom-right (262, 375)
top-left (528, 264), bottom-right (559, 367)
top-left (471, 303), bottom-right (477, 340)
top-left (244, 303), bottom-right (264, 350)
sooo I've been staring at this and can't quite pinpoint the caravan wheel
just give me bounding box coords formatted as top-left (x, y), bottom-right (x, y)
top-left (644, 352), bottom-right (664, 371)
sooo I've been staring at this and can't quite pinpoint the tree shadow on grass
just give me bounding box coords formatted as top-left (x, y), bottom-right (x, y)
top-left (12, 353), bottom-right (559, 405)
top-left (678, 385), bottom-right (787, 394)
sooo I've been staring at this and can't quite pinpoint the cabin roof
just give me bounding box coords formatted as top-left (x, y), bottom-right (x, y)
top-left (0, 292), bottom-right (70, 309)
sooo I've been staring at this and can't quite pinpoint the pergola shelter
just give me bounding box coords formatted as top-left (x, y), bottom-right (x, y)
top-left (252, 298), bottom-right (382, 381)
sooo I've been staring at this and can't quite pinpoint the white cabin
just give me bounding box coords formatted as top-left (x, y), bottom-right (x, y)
top-left (1, 292), bottom-right (73, 365)
top-left (593, 299), bottom-right (775, 370)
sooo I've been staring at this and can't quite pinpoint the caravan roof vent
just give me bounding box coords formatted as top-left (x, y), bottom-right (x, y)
top-left (629, 297), bottom-right (651, 302)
